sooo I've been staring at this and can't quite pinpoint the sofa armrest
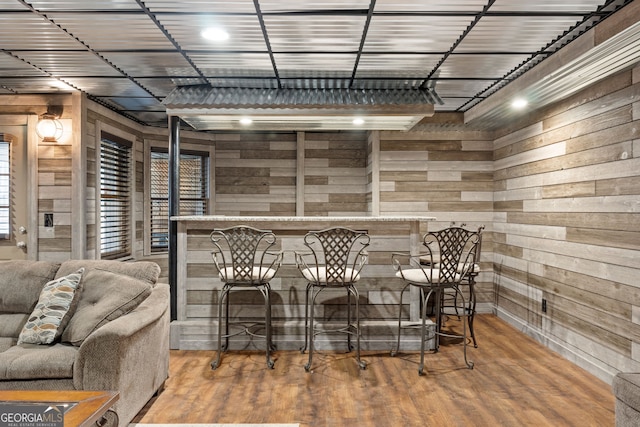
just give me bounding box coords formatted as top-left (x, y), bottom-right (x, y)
top-left (73, 283), bottom-right (170, 427)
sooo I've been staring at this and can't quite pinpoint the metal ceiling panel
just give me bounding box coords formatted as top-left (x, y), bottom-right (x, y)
top-left (26, 0), bottom-right (144, 10)
top-left (134, 78), bottom-right (182, 97)
top-left (46, 12), bottom-right (176, 50)
top-left (102, 52), bottom-right (199, 78)
top-left (365, 16), bottom-right (475, 52)
top-left (274, 54), bottom-right (357, 77)
top-left (61, 77), bottom-right (155, 97)
top-left (439, 54), bottom-right (532, 79)
top-left (264, 15), bottom-right (366, 52)
top-left (0, 15), bottom-right (82, 50)
top-left (0, 54), bottom-right (49, 77)
top-left (0, 76), bottom-right (73, 93)
top-left (158, 14), bottom-right (266, 51)
top-left (143, 0), bottom-right (257, 13)
top-left (258, 0), bottom-right (371, 12)
top-left (373, 0), bottom-right (488, 12)
top-left (435, 80), bottom-right (495, 98)
top-left (458, 16), bottom-right (588, 51)
top-left (102, 96), bottom-right (164, 112)
top-left (15, 51), bottom-right (122, 77)
top-left (489, 0), bottom-right (606, 12)
top-left (356, 54), bottom-right (442, 78)
top-left (189, 53), bottom-right (275, 77)
top-left (437, 98), bottom-right (477, 111)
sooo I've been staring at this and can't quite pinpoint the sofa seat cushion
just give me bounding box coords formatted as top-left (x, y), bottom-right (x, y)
top-left (0, 261), bottom-right (60, 313)
top-left (0, 313), bottom-right (29, 338)
top-left (0, 344), bottom-right (77, 380)
top-left (61, 268), bottom-right (153, 346)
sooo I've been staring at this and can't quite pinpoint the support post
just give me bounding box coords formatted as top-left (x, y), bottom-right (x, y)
top-left (168, 116), bottom-right (180, 321)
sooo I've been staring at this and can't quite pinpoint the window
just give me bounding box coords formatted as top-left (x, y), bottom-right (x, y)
top-left (0, 140), bottom-right (9, 240)
top-left (150, 150), bottom-right (209, 251)
top-left (100, 133), bottom-right (132, 259)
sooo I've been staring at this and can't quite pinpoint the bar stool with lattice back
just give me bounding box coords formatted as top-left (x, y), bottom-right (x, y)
top-left (391, 225), bottom-right (482, 375)
top-left (422, 224), bottom-right (484, 348)
top-left (295, 227), bottom-right (369, 372)
top-left (209, 225), bottom-right (283, 370)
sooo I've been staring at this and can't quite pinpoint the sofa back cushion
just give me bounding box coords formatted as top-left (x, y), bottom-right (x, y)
top-left (61, 268), bottom-right (153, 346)
top-left (0, 313), bottom-right (29, 339)
top-left (0, 260), bottom-right (60, 314)
top-left (55, 260), bottom-right (160, 285)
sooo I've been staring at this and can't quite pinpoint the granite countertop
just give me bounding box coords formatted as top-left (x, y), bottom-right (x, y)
top-left (171, 215), bottom-right (436, 222)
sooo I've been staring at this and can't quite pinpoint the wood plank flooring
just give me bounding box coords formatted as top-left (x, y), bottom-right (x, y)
top-left (132, 314), bottom-right (614, 427)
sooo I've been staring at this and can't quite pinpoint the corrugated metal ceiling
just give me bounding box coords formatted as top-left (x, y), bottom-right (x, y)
top-left (0, 0), bottom-right (635, 129)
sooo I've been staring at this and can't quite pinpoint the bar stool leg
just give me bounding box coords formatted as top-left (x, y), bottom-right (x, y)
top-left (352, 285), bottom-right (366, 369)
top-left (390, 283), bottom-right (409, 357)
top-left (211, 284), bottom-right (230, 370)
top-left (300, 283), bottom-right (312, 354)
top-left (304, 287), bottom-right (318, 372)
top-left (347, 289), bottom-right (353, 351)
top-left (263, 285), bottom-right (275, 369)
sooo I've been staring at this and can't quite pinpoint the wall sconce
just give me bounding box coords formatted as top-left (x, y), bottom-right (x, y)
top-left (36, 106), bottom-right (64, 142)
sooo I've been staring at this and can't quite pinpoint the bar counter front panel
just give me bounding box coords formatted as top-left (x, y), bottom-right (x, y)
top-left (171, 216), bottom-right (436, 351)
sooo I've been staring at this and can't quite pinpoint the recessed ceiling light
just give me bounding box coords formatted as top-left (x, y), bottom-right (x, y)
top-left (511, 98), bottom-right (528, 109)
top-left (239, 117), bottom-right (252, 125)
top-left (201, 27), bottom-right (229, 42)
top-left (352, 117), bottom-right (365, 125)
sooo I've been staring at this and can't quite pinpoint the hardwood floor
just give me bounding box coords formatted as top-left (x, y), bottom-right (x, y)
top-left (133, 314), bottom-right (614, 427)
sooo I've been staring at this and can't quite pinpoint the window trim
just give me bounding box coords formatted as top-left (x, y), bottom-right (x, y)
top-left (0, 138), bottom-right (11, 241)
top-left (144, 140), bottom-right (214, 255)
top-left (95, 124), bottom-right (135, 260)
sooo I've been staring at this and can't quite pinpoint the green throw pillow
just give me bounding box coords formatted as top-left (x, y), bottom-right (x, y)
top-left (17, 268), bottom-right (84, 345)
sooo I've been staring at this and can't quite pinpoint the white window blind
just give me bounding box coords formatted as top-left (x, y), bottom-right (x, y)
top-left (0, 140), bottom-right (9, 240)
top-left (150, 150), bottom-right (208, 251)
top-left (100, 134), bottom-right (131, 259)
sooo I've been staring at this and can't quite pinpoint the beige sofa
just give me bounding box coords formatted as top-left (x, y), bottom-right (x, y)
top-left (0, 259), bottom-right (170, 427)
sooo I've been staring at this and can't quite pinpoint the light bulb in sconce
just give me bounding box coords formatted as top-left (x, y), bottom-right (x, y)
top-left (36, 106), bottom-right (64, 142)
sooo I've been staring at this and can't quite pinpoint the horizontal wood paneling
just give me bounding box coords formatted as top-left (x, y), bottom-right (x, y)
top-left (494, 66), bottom-right (640, 382)
top-left (214, 133), bottom-right (296, 216)
top-left (378, 125), bottom-right (495, 308)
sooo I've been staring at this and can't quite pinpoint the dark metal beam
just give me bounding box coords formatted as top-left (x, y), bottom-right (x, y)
top-left (168, 115), bottom-right (181, 321)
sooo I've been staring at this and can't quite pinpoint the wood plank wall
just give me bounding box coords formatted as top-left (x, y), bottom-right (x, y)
top-left (214, 132), bottom-right (297, 216)
top-left (303, 131), bottom-right (368, 216)
top-left (493, 66), bottom-right (640, 383)
top-left (38, 121), bottom-right (73, 261)
top-left (377, 126), bottom-right (495, 312)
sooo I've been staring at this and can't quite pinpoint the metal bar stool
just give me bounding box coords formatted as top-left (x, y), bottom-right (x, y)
top-left (209, 225), bottom-right (283, 370)
top-left (295, 227), bottom-right (369, 372)
top-left (391, 225), bottom-right (482, 375)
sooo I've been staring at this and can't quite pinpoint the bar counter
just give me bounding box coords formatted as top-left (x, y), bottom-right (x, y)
top-left (170, 215), bottom-right (436, 350)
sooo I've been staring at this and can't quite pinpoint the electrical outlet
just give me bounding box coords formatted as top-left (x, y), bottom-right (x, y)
top-left (542, 298), bottom-right (547, 313)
